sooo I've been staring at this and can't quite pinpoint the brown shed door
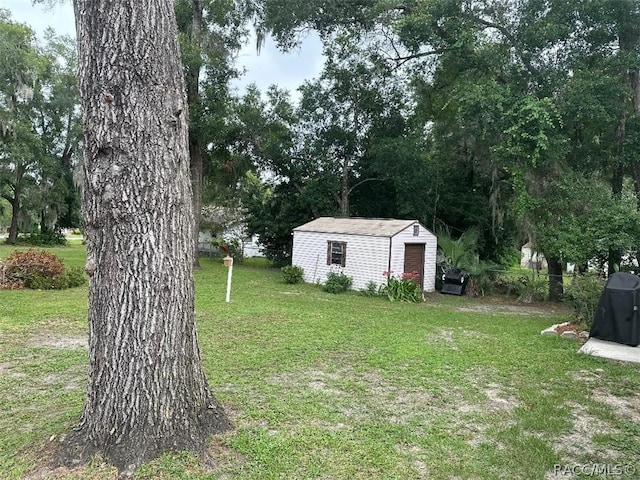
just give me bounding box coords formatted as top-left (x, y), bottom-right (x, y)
top-left (404, 243), bottom-right (425, 289)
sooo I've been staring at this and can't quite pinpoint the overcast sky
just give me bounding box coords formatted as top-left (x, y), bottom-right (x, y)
top-left (2, 0), bottom-right (325, 99)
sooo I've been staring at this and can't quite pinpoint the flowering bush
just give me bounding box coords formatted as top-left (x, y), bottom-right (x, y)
top-left (210, 237), bottom-right (243, 263)
top-left (380, 270), bottom-right (424, 302)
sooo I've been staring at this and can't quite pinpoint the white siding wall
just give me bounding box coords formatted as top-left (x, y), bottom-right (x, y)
top-left (197, 229), bottom-right (263, 257)
top-left (389, 224), bottom-right (438, 292)
top-left (242, 235), bottom-right (263, 258)
top-left (292, 231), bottom-right (390, 290)
top-left (424, 229), bottom-right (438, 292)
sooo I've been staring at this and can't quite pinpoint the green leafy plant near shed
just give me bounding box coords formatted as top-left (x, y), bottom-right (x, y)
top-left (281, 265), bottom-right (304, 284)
top-left (324, 271), bottom-right (352, 294)
top-left (380, 271), bottom-right (423, 302)
top-left (361, 281), bottom-right (382, 297)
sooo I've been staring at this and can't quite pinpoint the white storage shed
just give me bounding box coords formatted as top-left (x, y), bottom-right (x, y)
top-left (292, 217), bottom-right (437, 292)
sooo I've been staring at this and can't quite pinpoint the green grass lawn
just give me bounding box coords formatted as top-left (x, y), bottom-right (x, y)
top-left (1, 244), bottom-right (640, 479)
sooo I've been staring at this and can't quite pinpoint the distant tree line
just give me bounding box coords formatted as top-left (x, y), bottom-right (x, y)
top-left (5, 1), bottom-right (640, 301)
top-left (0, 11), bottom-right (81, 244)
top-left (237, 0), bottom-right (640, 302)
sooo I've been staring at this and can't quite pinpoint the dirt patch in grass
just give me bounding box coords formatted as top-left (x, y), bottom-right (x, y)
top-left (591, 389), bottom-right (640, 423)
top-left (25, 463), bottom-right (118, 480)
top-left (204, 434), bottom-right (247, 473)
top-left (484, 382), bottom-right (521, 412)
top-left (265, 363), bottom-right (521, 453)
top-left (430, 328), bottom-right (456, 342)
top-left (30, 333), bottom-right (87, 350)
top-left (267, 365), bottom-right (451, 427)
top-left (567, 369), bottom-right (605, 383)
top-left (425, 328), bottom-right (458, 350)
top-left (22, 442), bottom-right (118, 480)
top-left (553, 401), bottom-right (619, 459)
top-left (267, 369), bottom-right (347, 397)
top-left (453, 380), bottom-right (520, 449)
top-left (0, 362), bottom-right (13, 375)
top-left (23, 432), bottom-right (246, 480)
top-left (424, 328), bottom-right (493, 351)
top-left (395, 444), bottom-right (429, 478)
top-left (457, 304), bottom-right (550, 316)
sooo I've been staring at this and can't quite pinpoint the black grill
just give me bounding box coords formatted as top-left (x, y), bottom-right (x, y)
top-left (440, 268), bottom-right (468, 296)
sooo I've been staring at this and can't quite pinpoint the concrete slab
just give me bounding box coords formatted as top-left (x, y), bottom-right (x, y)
top-left (578, 337), bottom-right (640, 364)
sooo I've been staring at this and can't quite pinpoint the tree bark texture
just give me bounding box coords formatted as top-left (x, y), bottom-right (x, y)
top-left (547, 255), bottom-right (564, 302)
top-left (340, 156), bottom-right (350, 217)
top-left (7, 193), bottom-right (19, 245)
top-left (65, 0), bottom-right (231, 471)
top-left (4, 164), bottom-right (23, 244)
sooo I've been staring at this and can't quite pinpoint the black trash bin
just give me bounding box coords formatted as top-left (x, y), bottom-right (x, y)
top-left (441, 267), bottom-right (468, 296)
top-left (590, 272), bottom-right (640, 347)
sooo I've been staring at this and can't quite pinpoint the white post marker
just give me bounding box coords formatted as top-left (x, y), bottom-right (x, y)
top-left (223, 255), bottom-right (233, 303)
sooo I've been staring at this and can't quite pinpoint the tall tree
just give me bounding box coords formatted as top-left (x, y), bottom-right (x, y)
top-left (252, 0), bottom-right (640, 279)
top-left (296, 35), bottom-right (408, 217)
top-left (0, 14), bottom-right (43, 243)
top-left (236, 86), bottom-right (331, 264)
top-left (0, 16), bottom-right (83, 242)
top-left (31, 31), bottom-right (83, 233)
top-left (62, 0), bottom-right (230, 471)
top-left (175, 0), bottom-right (248, 266)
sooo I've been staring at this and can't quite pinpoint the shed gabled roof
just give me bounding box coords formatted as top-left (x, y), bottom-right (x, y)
top-left (293, 217), bottom-right (420, 237)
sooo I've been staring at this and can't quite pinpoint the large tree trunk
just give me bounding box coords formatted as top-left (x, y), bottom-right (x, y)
top-left (39, 208), bottom-right (48, 235)
top-left (6, 194), bottom-right (19, 245)
top-left (63, 0), bottom-right (231, 471)
top-left (340, 156), bottom-right (350, 217)
top-left (547, 255), bottom-right (564, 302)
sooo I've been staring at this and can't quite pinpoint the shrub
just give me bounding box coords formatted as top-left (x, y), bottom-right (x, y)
top-left (515, 275), bottom-right (548, 303)
top-left (565, 274), bottom-right (605, 328)
top-left (1, 249), bottom-right (84, 290)
top-left (494, 273), bottom-right (547, 303)
top-left (23, 229), bottom-right (67, 246)
top-left (492, 274), bottom-right (517, 296)
top-left (61, 267), bottom-right (87, 288)
top-left (4, 249), bottom-right (65, 288)
top-left (465, 261), bottom-right (497, 297)
top-left (0, 259), bottom-right (18, 289)
top-left (29, 267), bottom-right (86, 290)
top-left (380, 271), bottom-right (424, 302)
top-left (361, 281), bottom-right (382, 297)
top-left (324, 271), bottom-right (352, 294)
top-left (281, 265), bottom-right (304, 284)
top-left (211, 237), bottom-right (243, 263)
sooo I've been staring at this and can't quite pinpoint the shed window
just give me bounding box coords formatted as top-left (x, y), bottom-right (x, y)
top-left (413, 225), bottom-right (420, 236)
top-left (327, 241), bottom-right (347, 267)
